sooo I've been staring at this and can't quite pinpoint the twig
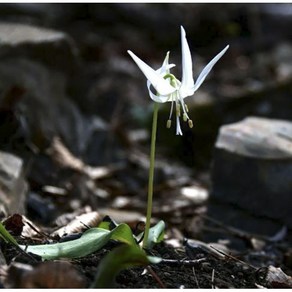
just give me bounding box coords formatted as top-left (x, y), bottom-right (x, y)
top-left (146, 266), bottom-right (166, 288)
top-left (23, 220), bottom-right (51, 240)
top-left (192, 267), bottom-right (200, 288)
top-left (159, 257), bottom-right (207, 267)
top-left (211, 268), bottom-right (215, 289)
top-left (210, 245), bottom-right (256, 270)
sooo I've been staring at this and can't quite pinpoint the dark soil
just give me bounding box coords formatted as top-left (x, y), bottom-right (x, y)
top-left (1, 225), bottom-right (291, 288)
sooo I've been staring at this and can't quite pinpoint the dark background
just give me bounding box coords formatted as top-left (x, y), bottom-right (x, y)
top-left (0, 3), bottom-right (291, 231)
top-left (1, 3), bottom-right (292, 168)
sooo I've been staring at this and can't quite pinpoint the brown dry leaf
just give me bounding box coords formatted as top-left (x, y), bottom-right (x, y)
top-left (3, 213), bottom-right (24, 236)
top-left (22, 215), bottom-right (47, 239)
top-left (83, 165), bottom-right (111, 180)
top-left (47, 136), bottom-right (112, 179)
top-left (52, 211), bottom-right (101, 238)
top-left (5, 261), bottom-right (86, 288)
top-left (265, 265), bottom-right (292, 288)
top-left (4, 213), bottom-right (48, 240)
top-left (47, 136), bottom-right (85, 171)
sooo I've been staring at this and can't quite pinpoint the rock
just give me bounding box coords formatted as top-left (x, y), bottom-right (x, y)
top-left (210, 116), bottom-right (292, 230)
top-left (0, 22), bottom-right (78, 73)
top-left (0, 58), bottom-right (85, 154)
top-left (0, 151), bottom-right (27, 214)
top-left (0, 22), bottom-right (83, 155)
top-left (0, 22), bottom-right (122, 161)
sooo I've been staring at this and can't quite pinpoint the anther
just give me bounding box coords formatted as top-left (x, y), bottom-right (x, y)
top-left (176, 104), bottom-right (181, 117)
top-left (166, 119), bottom-right (172, 128)
top-left (188, 119), bottom-right (194, 128)
top-left (185, 104), bottom-right (189, 113)
top-left (183, 113), bottom-right (188, 122)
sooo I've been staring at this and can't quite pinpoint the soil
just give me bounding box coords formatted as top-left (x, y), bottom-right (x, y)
top-left (1, 224), bottom-right (291, 288)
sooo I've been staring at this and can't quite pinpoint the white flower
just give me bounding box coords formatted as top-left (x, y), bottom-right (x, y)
top-left (128, 26), bottom-right (229, 135)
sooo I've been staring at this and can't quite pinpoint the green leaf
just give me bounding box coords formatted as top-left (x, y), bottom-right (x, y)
top-left (20, 223), bottom-right (136, 260)
top-left (92, 244), bottom-right (161, 288)
top-left (98, 215), bottom-right (118, 230)
top-left (0, 222), bottom-right (19, 246)
top-left (145, 220), bottom-right (165, 249)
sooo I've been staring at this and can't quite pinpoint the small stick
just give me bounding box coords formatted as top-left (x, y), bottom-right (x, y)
top-left (211, 268), bottom-right (215, 289)
top-left (146, 266), bottom-right (166, 288)
top-left (210, 245), bottom-right (256, 270)
top-left (192, 267), bottom-right (200, 288)
top-left (160, 257), bottom-right (206, 267)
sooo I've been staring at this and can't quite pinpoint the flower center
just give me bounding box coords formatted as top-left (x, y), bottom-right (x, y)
top-left (164, 74), bottom-right (193, 135)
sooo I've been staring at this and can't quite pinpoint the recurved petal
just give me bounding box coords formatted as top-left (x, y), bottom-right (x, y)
top-left (128, 50), bottom-right (176, 96)
top-left (180, 26), bottom-right (195, 98)
top-left (147, 80), bottom-right (170, 103)
top-left (192, 45), bottom-right (229, 93)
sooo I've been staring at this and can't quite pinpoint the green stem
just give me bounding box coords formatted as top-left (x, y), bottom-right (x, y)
top-left (143, 102), bottom-right (159, 249)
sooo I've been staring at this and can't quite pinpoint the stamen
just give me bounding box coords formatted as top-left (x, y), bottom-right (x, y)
top-left (166, 119), bottom-right (172, 128)
top-left (168, 97), bottom-right (174, 120)
top-left (176, 116), bottom-right (183, 135)
top-left (185, 104), bottom-right (189, 113)
top-left (188, 119), bottom-right (194, 128)
top-left (183, 113), bottom-right (188, 122)
top-left (178, 94), bottom-right (190, 122)
top-left (176, 103), bottom-right (181, 117)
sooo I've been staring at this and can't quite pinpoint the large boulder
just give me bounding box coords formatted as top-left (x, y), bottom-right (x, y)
top-left (0, 22), bottom-right (78, 73)
top-left (0, 21), bottom-right (125, 169)
top-left (0, 22), bottom-right (88, 156)
top-left (210, 116), bottom-right (292, 230)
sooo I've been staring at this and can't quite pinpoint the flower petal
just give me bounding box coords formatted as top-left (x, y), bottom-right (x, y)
top-left (192, 45), bottom-right (229, 92)
top-left (147, 80), bottom-right (170, 103)
top-left (128, 50), bottom-right (176, 96)
top-left (158, 51), bottom-right (170, 75)
top-left (180, 26), bottom-right (195, 98)
top-left (147, 52), bottom-right (175, 103)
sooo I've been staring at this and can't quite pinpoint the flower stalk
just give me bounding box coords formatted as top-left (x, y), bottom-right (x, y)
top-left (128, 26), bottom-right (229, 249)
top-left (143, 102), bottom-right (159, 249)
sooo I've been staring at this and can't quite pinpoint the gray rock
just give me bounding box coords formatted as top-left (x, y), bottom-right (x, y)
top-left (0, 22), bottom-right (78, 73)
top-left (0, 151), bottom-right (27, 214)
top-left (0, 22), bottom-right (114, 160)
top-left (0, 58), bottom-right (87, 154)
top-left (210, 116), bottom-right (292, 229)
